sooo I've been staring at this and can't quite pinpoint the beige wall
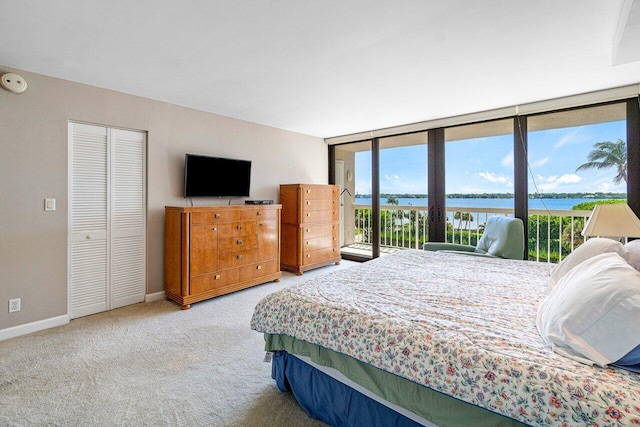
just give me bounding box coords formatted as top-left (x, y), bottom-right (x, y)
top-left (0, 65), bottom-right (327, 333)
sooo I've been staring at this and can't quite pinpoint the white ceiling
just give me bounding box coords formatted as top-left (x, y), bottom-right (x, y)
top-left (1, 0), bottom-right (640, 138)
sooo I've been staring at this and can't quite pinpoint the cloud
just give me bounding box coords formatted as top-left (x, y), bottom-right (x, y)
top-left (384, 174), bottom-right (399, 181)
top-left (535, 173), bottom-right (582, 191)
top-left (532, 157), bottom-right (549, 168)
top-left (553, 129), bottom-right (581, 149)
top-left (478, 171), bottom-right (508, 184)
top-left (501, 151), bottom-right (513, 167)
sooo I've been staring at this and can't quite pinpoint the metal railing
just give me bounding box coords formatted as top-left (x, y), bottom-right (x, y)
top-left (352, 204), bottom-right (592, 263)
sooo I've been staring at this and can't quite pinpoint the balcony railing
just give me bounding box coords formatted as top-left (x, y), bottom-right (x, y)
top-left (352, 204), bottom-right (592, 263)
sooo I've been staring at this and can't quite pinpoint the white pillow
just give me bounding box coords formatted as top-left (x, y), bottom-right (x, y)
top-left (550, 237), bottom-right (629, 289)
top-left (626, 239), bottom-right (640, 272)
top-left (537, 252), bottom-right (640, 366)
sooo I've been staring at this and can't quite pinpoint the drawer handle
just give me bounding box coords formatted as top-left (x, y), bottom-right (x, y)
top-left (257, 265), bottom-right (262, 270)
top-left (306, 201), bottom-right (311, 205)
top-left (333, 237), bottom-right (336, 240)
top-left (306, 254), bottom-right (311, 258)
top-left (237, 225), bottom-right (243, 230)
top-left (257, 211), bottom-right (262, 216)
top-left (237, 254), bottom-right (243, 260)
top-left (237, 239), bottom-right (243, 244)
top-left (215, 274), bottom-right (221, 280)
top-left (212, 227), bottom-right (217, 231)
top-left (306, 241), bottom-right (310, 245)
top-left (306, 213), bottom-right (311, 217)
top-left (306, 189), bottom-right (311, 193)
top-left (215, 213), bottom-right (221, 218)
top-left (306, 228), bottom-right (310, 233)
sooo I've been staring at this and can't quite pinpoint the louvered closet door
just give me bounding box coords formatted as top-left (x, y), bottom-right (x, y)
top-left (110, 129), bottom-right (146, 309)
top-left (69, 123), bottom-right (109, 318)
top-left (69, 123), bottom-right (146, 319)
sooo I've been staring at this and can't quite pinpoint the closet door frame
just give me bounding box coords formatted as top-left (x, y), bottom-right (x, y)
top-left (68, 121), bottom-right (147, 319)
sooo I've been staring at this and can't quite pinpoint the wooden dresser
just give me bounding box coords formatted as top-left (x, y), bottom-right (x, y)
top-left (280, 184), bottom-right (340, 275)
top-left (164, 205), bottom-right (281, 309)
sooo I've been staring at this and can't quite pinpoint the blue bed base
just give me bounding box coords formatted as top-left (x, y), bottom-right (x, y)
top-left (271, 350), bottom-right (423, 427)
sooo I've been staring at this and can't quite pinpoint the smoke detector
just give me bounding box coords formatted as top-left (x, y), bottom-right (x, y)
top-left (1, 73), bottom-right (28, 94)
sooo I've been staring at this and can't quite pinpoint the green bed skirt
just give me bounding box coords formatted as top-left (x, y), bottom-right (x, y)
top-left (264, 333), bottom-right (526, 427)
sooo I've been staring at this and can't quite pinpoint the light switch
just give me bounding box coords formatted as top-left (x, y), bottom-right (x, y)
top-left (45, 198), bottom-right (56, 211)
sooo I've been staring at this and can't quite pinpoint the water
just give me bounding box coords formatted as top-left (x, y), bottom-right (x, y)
top-left (354, 197), bottom-right (607, 210)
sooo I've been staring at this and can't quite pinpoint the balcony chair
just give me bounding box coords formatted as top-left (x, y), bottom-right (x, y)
top-left (423, 216), bottom-right (525, 260)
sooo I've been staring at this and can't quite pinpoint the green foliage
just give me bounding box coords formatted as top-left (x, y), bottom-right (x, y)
top-left (575, 139), bottom-right (627, 184)
top-left (571, 199), bottom-right (626, 211)
top-left (354, 206), bottom-right (623, 263)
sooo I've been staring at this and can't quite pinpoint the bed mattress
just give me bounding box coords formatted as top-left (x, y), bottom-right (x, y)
top-left (251, 250), bottom-right (640, 426)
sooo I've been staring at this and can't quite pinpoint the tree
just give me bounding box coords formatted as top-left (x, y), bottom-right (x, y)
top-left (575, 139), bottom-right (627, 184)
top-left (453, 211), bottom-right (473, 231)
top-left (386, 196), bottom-right (399, 206)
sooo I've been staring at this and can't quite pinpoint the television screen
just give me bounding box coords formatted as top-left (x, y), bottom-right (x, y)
top-left (184, 154), bottom-right (251, 198)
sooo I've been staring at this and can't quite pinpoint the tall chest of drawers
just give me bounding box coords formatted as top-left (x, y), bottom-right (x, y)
top-left (164, 205), bottom-right (281, 309)
top-left (280, 184), bottom-right (340, 275)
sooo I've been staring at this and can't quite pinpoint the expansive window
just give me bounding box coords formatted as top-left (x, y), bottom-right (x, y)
top-left (378, 133), bottom-right (428, 250)
top-left (330, 97), bottom-right (639, 262)
top-left (526, 103), bottom-right (627, 261)
top-left (444, 119), bottom-right (513, 246)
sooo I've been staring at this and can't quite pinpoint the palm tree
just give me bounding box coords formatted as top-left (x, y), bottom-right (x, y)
top-left (453, 211), bottom-right (473, 232)
top-left (575, 139), bottom-right (627, 184)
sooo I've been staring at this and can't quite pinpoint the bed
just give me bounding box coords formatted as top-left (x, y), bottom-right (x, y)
top-left (250, 249), bottom-right (640, 426)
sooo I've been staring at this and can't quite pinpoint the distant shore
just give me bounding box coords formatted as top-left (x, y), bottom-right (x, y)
top-left (354, 192), bottom-right (626, 200)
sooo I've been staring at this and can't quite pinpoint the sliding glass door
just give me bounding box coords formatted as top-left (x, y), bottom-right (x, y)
top-left (444, 120), bottom-right (514, 246)
top-left (335, 140), bottom-right (373, 259)
top-left (330, 97), bottom-right (639, 263)
top-left (378, 133), bottom-right (428, 251)
top-left (526, 102), bottom-right (628, 261)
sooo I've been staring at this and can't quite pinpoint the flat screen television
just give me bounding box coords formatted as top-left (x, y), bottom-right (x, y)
top-left (184, 154), bottom-right (251, 198)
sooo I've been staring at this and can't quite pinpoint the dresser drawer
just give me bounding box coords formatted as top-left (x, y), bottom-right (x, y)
top-left (191, 210), bottom-right (240, 224)
top-left (218, 221), bottom-right (257, 237)
top-left (190, 268), bottom-right (240, 295)
top-left (219, 234), bottom-right (258, 253)
top-left (300, 209), bottom-right (339, 224)
top-left (301, 186), bottom-right (339, 201)
top-left (235, 208), bottom-right (277, 221)
top-left (301, 197), bottom-right (338, 212)
top-left (219, 248), bottom-right (259, 269)
top-left (302, 235), bottom-right (338, 253)
top-left (302, 223), bottom-right (339, 239)
top-left (239, 259), bottom-right (279, 282)
top-left (302, 247), bottom-right (340, 266)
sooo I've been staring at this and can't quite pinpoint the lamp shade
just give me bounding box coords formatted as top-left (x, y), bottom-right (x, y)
top-left (582, 204), bottom-right (640, 238)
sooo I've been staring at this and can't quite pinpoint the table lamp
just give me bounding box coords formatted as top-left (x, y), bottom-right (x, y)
top-left (582, 204), bottom-right (640, 241)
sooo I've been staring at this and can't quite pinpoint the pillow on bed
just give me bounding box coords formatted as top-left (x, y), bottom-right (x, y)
top-left (626, 239), bottom-right (640, 272)
top-left (537, 252), bottom-right (640, 366)
top-left (549, 238), bottom-right (629, 289)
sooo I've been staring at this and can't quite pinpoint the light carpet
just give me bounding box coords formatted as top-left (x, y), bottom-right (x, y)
top-left (0, 262), bottom-right (356, 426)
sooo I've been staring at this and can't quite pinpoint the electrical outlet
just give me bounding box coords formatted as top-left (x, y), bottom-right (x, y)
top-left (9, 298), bottom-right (20, 313)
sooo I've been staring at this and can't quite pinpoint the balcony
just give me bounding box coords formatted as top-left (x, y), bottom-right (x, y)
top-left (345, 204), bottom-right (592, 262)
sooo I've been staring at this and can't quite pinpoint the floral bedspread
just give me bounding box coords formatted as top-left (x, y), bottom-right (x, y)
top-left (251, 250), bottom-right (640, 426)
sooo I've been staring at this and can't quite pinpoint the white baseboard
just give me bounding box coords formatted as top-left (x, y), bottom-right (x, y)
top-left (0, 314), bottom-right (69, 341)
top-left (145, 291), bottom-right (165, 302)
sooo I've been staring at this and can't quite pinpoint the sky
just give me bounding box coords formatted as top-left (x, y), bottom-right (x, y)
top-left (355, 120), bottom-right (627, 195)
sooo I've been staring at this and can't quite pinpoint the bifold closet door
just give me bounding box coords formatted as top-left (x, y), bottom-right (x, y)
top-left (69, 122), bottom-right (146, 319)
